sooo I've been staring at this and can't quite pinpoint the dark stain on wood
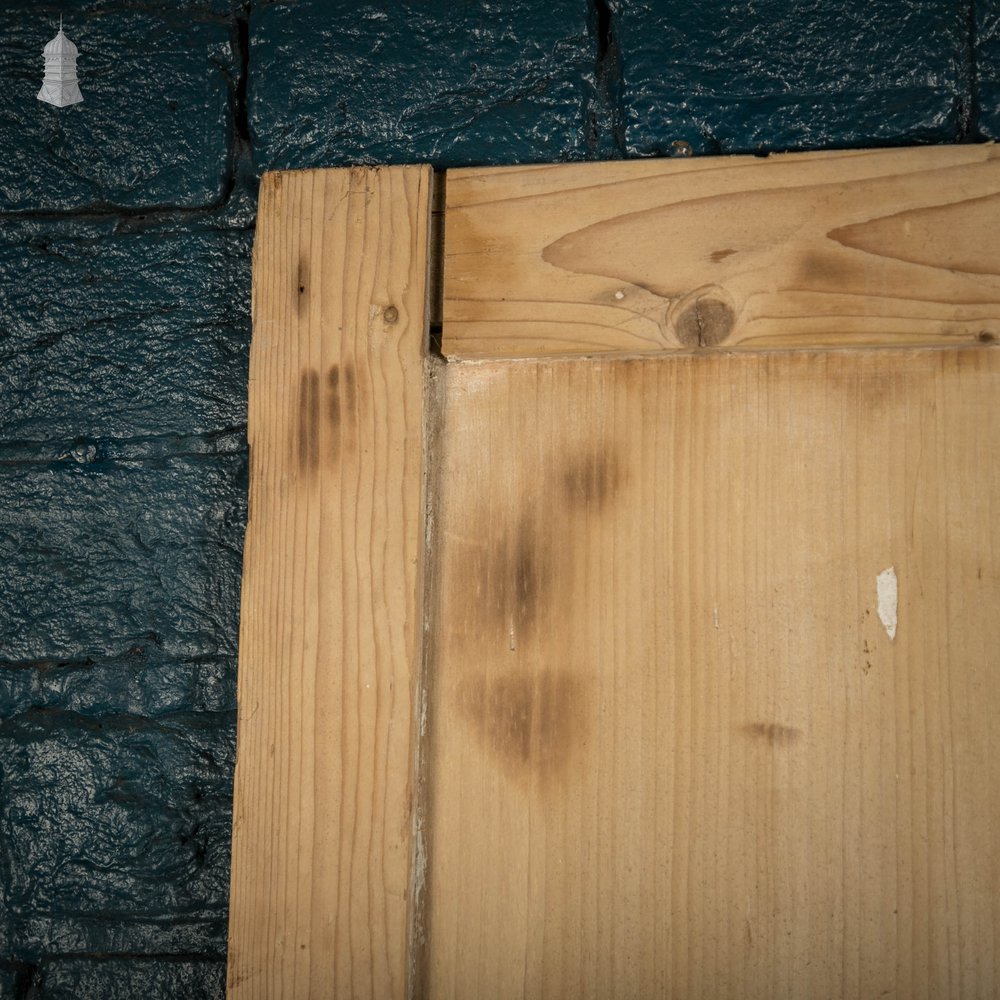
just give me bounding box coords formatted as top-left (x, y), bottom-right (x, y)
top-left (742, 721), bottom-right (801, 746)
top-left (505, 514), bottom-right (546, 632)
top-left (855, 371), bottom-right (900, 415)
top-left (676, 297), bottom-right (735, 348)
top-left (562, 449), bottom-right (625, 510)
top-left (464, 511), bottom-right (551, 643)
top-left (327, 365), bottom-right (341, 426)
top-left (341, 362), bottom-right (357, 415)
top-left (297, 368), bottom-right (319, 474)
top-left (456, 668), bottom-right (589, 784)
top-left (711, 248), bottom-right (737, 263)
top-left (296, 257), bottom-right (309, 314)
top-left (327, 364), bottom-right (341, 461)
top-left (815, 354), bottom-right (918, 416)
top-left (798, 248), bottom-right (858, 290)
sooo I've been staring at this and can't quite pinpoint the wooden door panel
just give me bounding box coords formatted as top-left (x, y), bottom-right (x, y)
top-left (421, 348), bottom-right (1000, 999)
top-left (228, 166), bottom-right (431, 999)
top-left (229, 150), bottom-right (1000, 999)
top-left (443, 145), bottom-right (1000, 358)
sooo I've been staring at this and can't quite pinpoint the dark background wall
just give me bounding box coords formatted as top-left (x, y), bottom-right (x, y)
top-left (0, 1), bottom-right (993, 996)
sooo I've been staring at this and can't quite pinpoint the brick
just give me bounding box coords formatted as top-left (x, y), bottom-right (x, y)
top-left (0, 220), bottom-right (250, 444)
top-left (0, 4), bottom-right (236, 212)
top-left (614, 0), bottom-right (966, 155)
top-left (40, 958), bottom-right (225, 1000)
top-left (7, 915), bottom-right (226, 967)
top-left (0, 712), bottom-right (234, 951)
top-left (249, 0), bottom-right (595, 171)
top-left (978, 2), bottom-right (1000, 138)
top-left (0, 454), bottom-right (246, 662)
top-left (0, 653), bottom-right (237, 720)
top-left (0, 961), bottom-right (34, 999)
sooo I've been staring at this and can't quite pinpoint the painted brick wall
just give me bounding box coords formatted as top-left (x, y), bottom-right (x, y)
top-left (0, 1), bottom-right (989, 996)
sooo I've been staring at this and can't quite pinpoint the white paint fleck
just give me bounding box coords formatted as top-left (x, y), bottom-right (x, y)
top-left (876, 567), bottom-right (898, 640)
top-left (712, 606), bottom-right (720, 630)
top-left (614, 289), bottom-right (625, 300)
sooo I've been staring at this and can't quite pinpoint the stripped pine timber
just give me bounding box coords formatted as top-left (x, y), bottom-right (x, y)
top-left (229, 148), bottom-right (1000, 999)
top-left (421, 347), bottom-right (1000, 999)
top-left (442, 144), bottom-right (1000, 358)
top-left (228, 166), bottom-right (431, 999)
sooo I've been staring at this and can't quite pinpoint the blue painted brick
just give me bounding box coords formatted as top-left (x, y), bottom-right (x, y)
top-left (978, 1), bottom-right (1000, 137)
top-left (0, 711), bottom-right (234, 962)
top-left (249, 0), bottom-right (595, 171)
top-left (40, 958), bottom-right (226, 1000)
top-left (0, 963), bottom-right (29, 1000)
top-left (0, 4), bottom-right (236, 212)
top-left (0, 220), bottom-right (251, 444)
top-left (613, 0), bottom-right (966, 156)
top-left (7, 914), bottom-right (227, 969)
top-left (0, 654), bottom-right (237, 720)
top-left (0, 454), bottom-right (246, 663)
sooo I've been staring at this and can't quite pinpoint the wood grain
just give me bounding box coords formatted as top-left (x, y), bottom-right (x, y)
top-left (227, 166), bottom-right (431, 999)
top-left (442, 144), bottom-right (1000, 358)
top-left (421, 346), bottom-right (1000, 999)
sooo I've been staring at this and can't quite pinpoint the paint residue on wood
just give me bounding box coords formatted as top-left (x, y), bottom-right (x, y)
top-left (877, 566), bottom-right (898, 640)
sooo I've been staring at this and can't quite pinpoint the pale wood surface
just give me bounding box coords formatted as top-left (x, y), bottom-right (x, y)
top-left (443, 144), bottom-right (1000, 358)
top-left (227, 166), bottom-right (431, 999)
top-left (421, 346), bottom-right (1000, 999)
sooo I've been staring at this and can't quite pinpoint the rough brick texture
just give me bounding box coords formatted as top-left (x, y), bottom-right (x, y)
top-left (614, 0), bottom-right (969, 155)
top-left (39, 958), bottom-right (226, 1000)
top-left (0, 3), bottom-right (237, 213)
top-left (0, 653), bottom-right (236, 722)
top-left (0, 713), bottom-right (235, 955)
top-left (249, 0), bottom-right (596, 170)
top-left (0, 221), bottom-right (250, 444)
top-left (0, 0), bottom-right (989, 997)
top-left (979, 1), bottom-right (1000, 138)
top-left (0, 455), bottom-right (245, 663)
